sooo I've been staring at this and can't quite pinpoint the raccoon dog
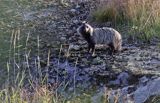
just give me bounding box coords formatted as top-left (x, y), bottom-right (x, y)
top-left (77, 21), bottom-right (122, 55)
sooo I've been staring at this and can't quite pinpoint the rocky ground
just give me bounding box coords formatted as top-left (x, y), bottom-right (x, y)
top-left (22, 1), bottom-right (160, 102)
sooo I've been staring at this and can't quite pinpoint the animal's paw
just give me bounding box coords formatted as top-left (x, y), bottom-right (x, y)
top-left (92, 52), bottom-right (96, 57)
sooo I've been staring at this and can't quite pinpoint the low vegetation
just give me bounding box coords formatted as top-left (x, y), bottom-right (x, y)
top-left (92, 0), bottom-right (160, 41)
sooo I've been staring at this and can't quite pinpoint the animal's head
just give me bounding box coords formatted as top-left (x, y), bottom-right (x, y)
top-left (77, 21), bottom-right (93, 36)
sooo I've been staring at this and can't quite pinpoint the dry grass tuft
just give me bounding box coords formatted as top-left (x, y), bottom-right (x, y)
top-left (92, 0), bottom-right (160, 41)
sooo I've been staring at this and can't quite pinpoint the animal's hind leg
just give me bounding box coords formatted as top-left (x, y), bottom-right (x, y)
top-left (108, 43), bottom-right (115, 55)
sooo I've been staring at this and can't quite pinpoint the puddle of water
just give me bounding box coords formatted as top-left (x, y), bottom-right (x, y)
top-left (48, 59), bottom-right (93, 90)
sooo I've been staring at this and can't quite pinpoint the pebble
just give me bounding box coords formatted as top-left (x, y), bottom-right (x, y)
top-left (69, 44), bottom-right (80, 50)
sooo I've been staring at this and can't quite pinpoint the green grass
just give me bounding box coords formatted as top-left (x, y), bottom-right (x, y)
top-left (0, 1), bottom-right (15, 65)
top-left (0, 0), bottom-right (47, 66)
top-left (0, 0), bottom-right (21, 84)
top-left (0, 0), bottom-right (48, 83)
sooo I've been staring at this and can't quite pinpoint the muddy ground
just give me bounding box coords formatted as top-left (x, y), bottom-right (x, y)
top-left (21, 1), bottom-right (160, 102)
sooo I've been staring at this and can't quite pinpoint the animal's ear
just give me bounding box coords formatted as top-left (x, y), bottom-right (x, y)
top-left (82, 21), bottom-right (86, 23)
top-left (82, 21), bottom-right (88, 24)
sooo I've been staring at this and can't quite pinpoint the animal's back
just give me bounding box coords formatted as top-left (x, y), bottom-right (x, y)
top-left (92, 27), bottom-right (119, 44)
top-left (92, 27), bottom-right (122, 51)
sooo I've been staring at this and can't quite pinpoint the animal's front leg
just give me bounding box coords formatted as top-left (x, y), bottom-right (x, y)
top-left (88, 44), bottom-right (92, 53)
top-left (91, 44), bottom-right (95, 56)
top-left (108, 43), bottom-right (115, 55)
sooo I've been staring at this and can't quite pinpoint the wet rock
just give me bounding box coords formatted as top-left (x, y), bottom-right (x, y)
top-left (60, 36), bottom-right (66, 41)
top-left (106, 77), bottom-right (160, 103)
top-left (134, 78), bottom-right (160, 103)
top-left (109, 72), bottom-right (130, 86)
top-left (75, 5), bottom-right (81, 9)
top-left (139, 76), bottom-right (149, 85)
top-left (78, 40), bottom-right (86, 45)
top-left (92, 57), bottom-right (103, 65)
top-left (72, 19), bottom-right (79, 24)
top-left (81, 58), bottom-right (88, 63)
top-left (69, 9), bottom-right (78, 17)
top-left (69, 44), bottom-right (80, 50)
top-left (48, 78), bottom-right (55, 84)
